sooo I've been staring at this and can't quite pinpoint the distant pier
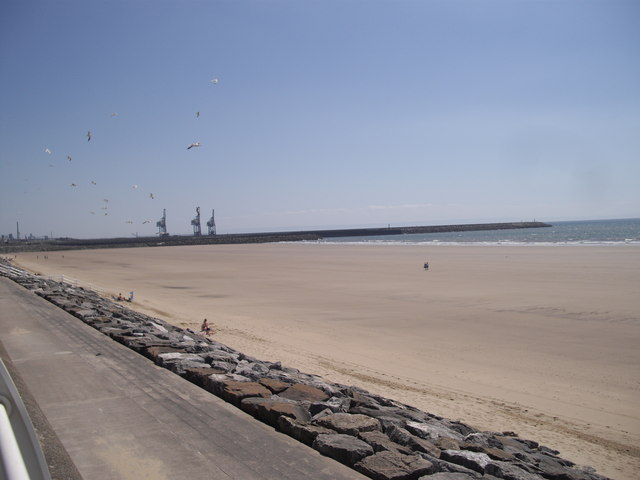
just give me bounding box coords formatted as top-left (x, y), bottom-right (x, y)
top-left (0, 222), bottom-right (551, 253)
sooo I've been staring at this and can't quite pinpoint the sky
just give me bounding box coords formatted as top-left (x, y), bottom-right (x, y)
top-left (1, 0), bottom-right (639, 239)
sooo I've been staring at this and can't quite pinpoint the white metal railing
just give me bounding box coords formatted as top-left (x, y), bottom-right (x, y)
top-left (0, 264), bottom-right (26, 277)
top-left (0, 403), bottom-right (30, 480)
top-left (0, 360), bottom-right (51, 480)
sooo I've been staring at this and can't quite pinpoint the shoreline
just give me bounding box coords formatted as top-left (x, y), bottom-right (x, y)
top-left (10, 243), bottom-right (640, 479)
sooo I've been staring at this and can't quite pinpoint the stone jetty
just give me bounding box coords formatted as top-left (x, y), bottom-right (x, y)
top-left (0, 221), bottom-right (551, 253)
top-left (1, 258), bottom-right (609, 480)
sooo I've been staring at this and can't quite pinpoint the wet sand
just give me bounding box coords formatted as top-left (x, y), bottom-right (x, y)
top-left (14, 243), bottom-right (640, 479)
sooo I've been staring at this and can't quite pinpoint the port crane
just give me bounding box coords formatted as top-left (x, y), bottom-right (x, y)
top-left (191, 207), bottom-right (202, 236)
top-left (206, 209), bottom-right (216, 235)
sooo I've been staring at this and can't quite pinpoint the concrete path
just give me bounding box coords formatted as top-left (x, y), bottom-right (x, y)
top-left (0, 277), bottom-right (366, 480)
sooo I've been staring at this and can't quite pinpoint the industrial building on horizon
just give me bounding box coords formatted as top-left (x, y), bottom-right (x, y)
top-left (4, 208), bottom-right (217, 242)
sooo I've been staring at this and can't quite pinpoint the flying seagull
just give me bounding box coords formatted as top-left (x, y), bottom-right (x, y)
top-left (132, 184), bottom-right (138, 189)
top-left (111, 112), bottom-right (119, 117)
top-left (210, 78), bottom-right (219, 84)
top-left (91, 181), bottom-right (97, 185)
top-left (67, 155), bottom-right (72, 161)
top-left (187, 142), bottom-right (201, 150)
top-left (86, 131), bottom-right (92, 141)
top-left (196, 111), bottom-right (200, 118)
top-left (45, 148), bottom-right (51, 154)
top-left (142, 220), bottom-right (150, 224)
top-left (149, 193), bottom-right (155, 199)
top-left (70, 183), bottom-right (77, 187)
top-left (126, 220), bottom-right (133, 224)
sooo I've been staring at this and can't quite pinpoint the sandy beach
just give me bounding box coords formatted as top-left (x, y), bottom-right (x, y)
top-left (13, 243), bottom-right (640, 479)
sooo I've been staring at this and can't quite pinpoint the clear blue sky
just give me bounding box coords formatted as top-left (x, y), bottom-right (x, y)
top-left (1, 0), bottom-right (638, 238)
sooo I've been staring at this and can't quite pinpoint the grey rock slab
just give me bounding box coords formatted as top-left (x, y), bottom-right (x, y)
top-left (157, 352), bottom-right (206, 367)
top-left (314, 412), bottom-right (381, 436)
top-left (354, 450), bottom-right (435, 480)
top-left (358, 430), bottom-right (414, 454)
top-left (440, 450), bottom-right (492, 474)
top-left (484, 461), bottom-right (546, 480)
top-left (220, 380), bottom-right (272, 406)
top-left (203, 373), bottom-right (252, 396)
top-left (386, 425), bottom-right (441, 457)
top-left (310, 397), bottom-right (350, 417)
top-left (73, 308), bottom-right (97, 319)
top-left (209, 360), bottom-right (237, 372)
top-left (418, 452), bottom-right (483, 477)
top-left (419, 473), bottom-right (479, 480)
top-left (406, 420), bottom-right (465, 442)
top-left (259, 377), bottom-right (290, 393)
top-left (279, 383), bottom-right (330, 403)
top-left (463, 432), bottom-right (504, 450)
top-left (277, 416), bottom-right (335, 446)
top-left (313, 433), bottom-right (375, 467)
top-left (234, 363), bottom-right (270, 380)
top-left (240, 397), bottom-right (311, 427)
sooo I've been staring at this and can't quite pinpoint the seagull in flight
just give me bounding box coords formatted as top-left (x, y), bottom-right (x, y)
top-left (210, 78), bottom-right (219, 85)
top-left (187, 142), bottom-right (201, 150)
top-left (86, 131), bottom-right (92, 141)
top-left (111, 112), bottom-right (119, 117)
top-left (196, 111), bottom-right (200, 118)
top-left (91, 181), bottom-right (97, 185)
top-left (142, 220), bottom-right (150, 224)
top-left (70, 183), bottom-right (77, 187)
top-left (67, 155), bottom-right (72, 162)
top-left (149, 193), bottom-right (155, 199)
top-left (132, 184), bottom-right (139, 189)
top-left (45, 148), bottom-right (52, 154)
top-left (126, 220), bottom-right (133, 224)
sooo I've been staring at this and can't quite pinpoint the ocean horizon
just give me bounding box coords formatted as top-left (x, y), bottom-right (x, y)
top-left (315, 218), bottom-right (640, 247)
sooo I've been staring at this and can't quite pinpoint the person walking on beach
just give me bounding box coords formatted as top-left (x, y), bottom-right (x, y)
top-left (424, 262), bottom-right (429, 271)
top-left (201, 318), bottom-right (212, 336)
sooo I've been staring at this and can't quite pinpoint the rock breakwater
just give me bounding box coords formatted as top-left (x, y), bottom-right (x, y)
top-left (0, 221), bottom-right (551, 253)
top-left (1, 258), bottom-right (609, 480)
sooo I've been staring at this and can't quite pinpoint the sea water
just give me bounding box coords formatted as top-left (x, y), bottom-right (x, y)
top-left (318, 218), bottom-right (640, 246)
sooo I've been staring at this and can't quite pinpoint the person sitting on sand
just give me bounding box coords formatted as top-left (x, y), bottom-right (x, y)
top-left (200, 318), bottom-right (212, 336)
top-left (116, 293), bottom-right (124, 301)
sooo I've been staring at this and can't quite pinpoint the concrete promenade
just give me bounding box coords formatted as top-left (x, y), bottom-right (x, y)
top-left (0, 277), bottom-right (365, 480)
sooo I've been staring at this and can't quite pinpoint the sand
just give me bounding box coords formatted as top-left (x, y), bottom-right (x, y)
top-left (13, 243), bottom-right (640, 479)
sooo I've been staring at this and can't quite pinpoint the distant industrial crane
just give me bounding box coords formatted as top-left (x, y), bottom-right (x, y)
top-left (207, 209), bottom-right (216, 235)
top-left (156, 209), bottom-right (168, 236)
top-left (191, 207), bottom-right (202, 236)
